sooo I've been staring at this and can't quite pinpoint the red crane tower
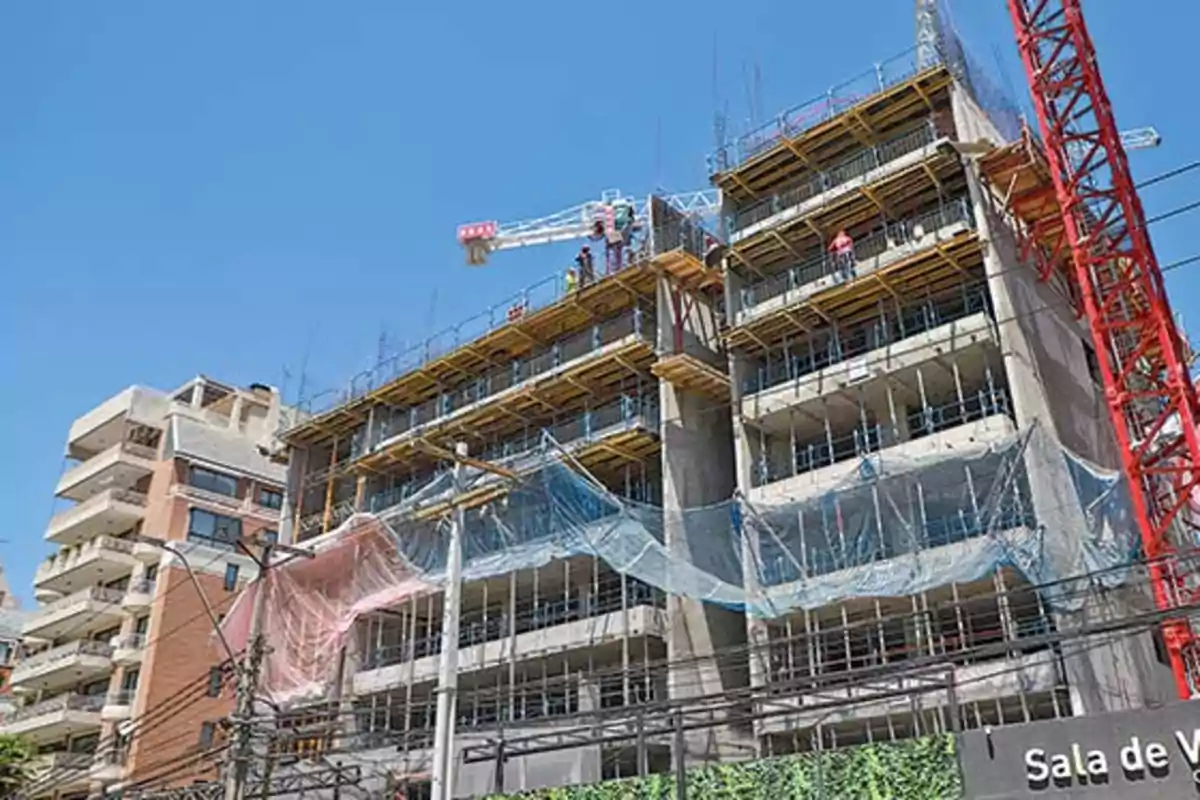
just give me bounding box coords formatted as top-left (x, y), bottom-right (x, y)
top-left (1008, 0), bottom-right (1199, 697)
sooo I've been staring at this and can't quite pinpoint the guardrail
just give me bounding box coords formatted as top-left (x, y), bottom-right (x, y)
top-left (739, 197), bottom-right (974, 314)
top-left (8, 692), bottom-right (105, 722)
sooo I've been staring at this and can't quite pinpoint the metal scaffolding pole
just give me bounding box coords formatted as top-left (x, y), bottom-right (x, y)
top-left (432, 441), bottom-right (469, 800)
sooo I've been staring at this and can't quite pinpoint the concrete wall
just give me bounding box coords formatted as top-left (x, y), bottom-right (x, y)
top-left (956, 98), bottom-right (1174, 714)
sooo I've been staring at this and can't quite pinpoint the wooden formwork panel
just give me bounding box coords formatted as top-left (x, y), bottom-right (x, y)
top-left (651, 353), bottom-right (731, 404)
top-left (653, 249), bottom-right (723, 291)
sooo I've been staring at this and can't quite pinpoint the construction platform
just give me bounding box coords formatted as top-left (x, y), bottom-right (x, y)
top-left (285, 265), bottom-right (663, 449)
top-left (726, 228), bottom-right (985, 352)
top-left (713, 63), bottom-right (954, 203)
top-left (729, 146), bottom-right (964, 273)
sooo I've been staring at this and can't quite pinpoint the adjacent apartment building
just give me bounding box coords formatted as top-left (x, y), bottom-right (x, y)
top-left (264, 43), bottom-right (1175, 799)
top-left (0, 565), bottom-right (26, 722)
top-left (3, 377), bottom-right (287, 799)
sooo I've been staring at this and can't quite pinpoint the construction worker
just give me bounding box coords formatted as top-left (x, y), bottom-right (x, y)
top-left (565, 267), bottom-right (578, 294)
top-left (575, 246), bottom-right (595, 286)
top-left (703, 235), bottom-right (724, 271)
top-left (829, 229), bottom-right (855, 280)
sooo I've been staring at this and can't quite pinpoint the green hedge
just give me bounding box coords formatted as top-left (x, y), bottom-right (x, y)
top-left (483, 734), bottom-right (962, 800)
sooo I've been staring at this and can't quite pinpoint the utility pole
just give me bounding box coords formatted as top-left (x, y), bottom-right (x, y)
top-left (431, 442), bottom-right (468, 800)
top-left (224, 536), bottom-right (315, 800)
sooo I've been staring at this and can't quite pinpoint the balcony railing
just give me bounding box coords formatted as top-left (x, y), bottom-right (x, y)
top-left (739, 197), bottom-right (974, 314)
top-left (112, 633), bottom-right (147, 651)
top-left (731, 120), bottom-right (939, 234)
top-left (907, 386), bottom-right (1013, 441)
top-left (105, 689), bottom-right (136, 707)
top-left (752, 387), bottom-right (1013, 489)
top-left (57, 441), bottom-right (156, 496)
top-left (358, 307), bottom-right (651, 458)
top-left (362, 576), bottom-right (664, 670)
top-left (28, 586), bottom-right (125, 625)
top-left (710, 32), bottom-right (1022, 174)
top-left (296, 244), bottom-right (670, 422)
top-left (8, 692), bottom-right (105, 723)
top-left (363, 392), bottom-right (660, 519)
top-left (47, 489), bottom-right (147, 536)
top-left (15, 638), bottom-right (114, 674)
top-left (743, 283), bottom-right (992, 395)
top-left (126, 579), bottom-right (156, 597)
top-left (761, 493), bottom-right (1036, 586)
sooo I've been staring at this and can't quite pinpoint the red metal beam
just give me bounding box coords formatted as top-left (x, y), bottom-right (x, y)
top-left (1008, 0), bottom-right (1200, 697)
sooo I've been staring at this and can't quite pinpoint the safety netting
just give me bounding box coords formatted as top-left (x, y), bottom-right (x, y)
top-left (222, 424), bottom-right (1142, 704)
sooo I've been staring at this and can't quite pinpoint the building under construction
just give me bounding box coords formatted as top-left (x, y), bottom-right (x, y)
top-left (251, 24), bottom-right (1182, 800)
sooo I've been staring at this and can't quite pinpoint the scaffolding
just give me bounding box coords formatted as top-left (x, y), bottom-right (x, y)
top-left (218, 24), bottom-right (1182, 798)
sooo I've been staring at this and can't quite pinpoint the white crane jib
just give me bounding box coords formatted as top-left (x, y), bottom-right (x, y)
top-left (457, 189), bottom-right (719, 266)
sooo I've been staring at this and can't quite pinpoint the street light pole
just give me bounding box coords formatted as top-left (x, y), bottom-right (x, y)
top-left (431, 442), bottom-right (468, 800)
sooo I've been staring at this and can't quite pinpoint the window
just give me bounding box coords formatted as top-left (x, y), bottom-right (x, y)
top-left (257, 487), bottom-right (284, 510)
top-left (135, 616), bottom-right (150, 636)
top-left (188, 466), bottom-right (239, 498)
top-left (198, 721), bottom-right (216, 748)
top-left (223, 563), bottom-right (240, 592)
top-left (121, 668), bottom-right (140, 692)
top-left (144, 564), bottom-right (158, 582)
top-left (188, 509), bottom-right (242, 550)
top-left (261, 529), bottom-right (279, 546)
top-left (206, 667), bottom-right (223, 697)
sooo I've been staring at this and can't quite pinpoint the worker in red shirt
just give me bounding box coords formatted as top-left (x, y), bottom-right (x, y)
top-left (829, 229), bottom-right (855, 279)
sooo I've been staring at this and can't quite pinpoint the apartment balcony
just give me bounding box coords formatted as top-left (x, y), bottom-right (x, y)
top-left (100, 689), bottom-right (135, 722)
top-left (65, 385), bottom-right (166, 459)
top-left (9, 639), bottom-right (114, 693)
top-left (55, 441), bottom-right (157, 503)
top-left (45, 488), bottom-right (148, 547)
top-left (111, 633), bottom-right (146, 666)
top-left (33, 535), bottom-right (139, 594)
top-left (28, 751), bottom-right (94, 795)
top-left (0, 693), bottom-right (104, 744)
top-left (121, 578), bottom-right (156, 611)
top-left (21, 586), bottom-right (126, 642)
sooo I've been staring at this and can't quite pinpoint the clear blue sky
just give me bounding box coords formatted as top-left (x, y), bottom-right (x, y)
top-left (2, 2), bottom-right (1197, 605)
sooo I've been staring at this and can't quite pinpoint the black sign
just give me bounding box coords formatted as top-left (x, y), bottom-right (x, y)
top-left (958, 700), bottom-right (1200, 798)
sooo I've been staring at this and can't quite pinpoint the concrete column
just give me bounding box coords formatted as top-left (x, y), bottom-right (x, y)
top-left (228, 394), bottom-right (244, 431)
top-left (659, 365), bottom-right (749, 764)
top-left (189, 380), bottom-right (205, 410)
